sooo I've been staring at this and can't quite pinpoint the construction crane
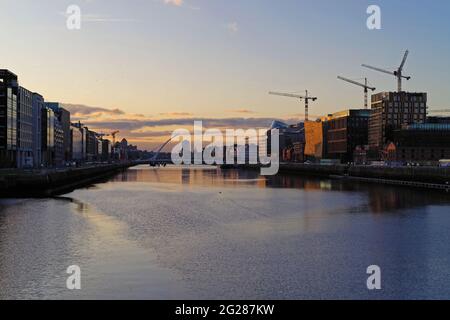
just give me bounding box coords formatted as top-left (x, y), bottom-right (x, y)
top-left (337, 76), bottom-right (376, 109)
top-left (111, 131), bottom-right (120, 144)
top-left (269, 90), bottom-right (317, 121)
top-left (362, 50), bottom-right (411, 92)
top-left (104, 131), bottom-right (120, 145)
top-left (96, 133), bottom-right (106, 139)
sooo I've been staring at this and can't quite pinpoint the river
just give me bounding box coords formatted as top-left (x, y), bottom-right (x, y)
top-left (1, 165), bottom-right (450, 299)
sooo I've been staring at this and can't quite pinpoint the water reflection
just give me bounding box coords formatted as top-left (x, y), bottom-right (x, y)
top-left (2, 165), bottom-right (450, 299)
top-left (113, 165), bottom-right (450, 214)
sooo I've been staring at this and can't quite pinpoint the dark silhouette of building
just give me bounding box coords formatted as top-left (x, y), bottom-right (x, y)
top-left (85, 129), bottom-right (98, 161)
top-left (393, 123), bottom-right (450, 164)
top-left (427, 116), bottom-right (450, 124)
top-left (17, 87), bottom-right (34, 168)
top-left (46, 103), bottom-right (71, 162)
top-left (0, 70), bottom-right (18, 168)
top-left (53, 117), bottom-right (64, 166)
top-left (327, 109), bottom-right (370, 163)
top-left (32, 93), bottom-right (44, 168)
top-left (41, 106), bottom-right (55, 167)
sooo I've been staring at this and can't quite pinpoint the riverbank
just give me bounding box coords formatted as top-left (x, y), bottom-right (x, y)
top-left (237, 163), bottom-right (450, 191)
top-left (0, 163), bottom-right (133, 197)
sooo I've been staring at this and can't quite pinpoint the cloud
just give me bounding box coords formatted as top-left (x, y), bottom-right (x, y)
top-left (228, 109), bottom-right (256, 114)
top-left (61, 11), bottom-right (138, 23)
top-left (82, 117), bottom-right (277, 131)
top-left (83, 14), bottom-right (138, 23)
top-left (288, 113), bottom-right (323, 120)
top-left (63, 104), bottom-right (125, 117)
top-left (226, 22), bottom-right (239, 33)
top-left (159, 112), bottom-right (193, 117)
top-left (164, 0), bottom-right (184, 6)
top-left (62, 103), bottom-right (303, 150)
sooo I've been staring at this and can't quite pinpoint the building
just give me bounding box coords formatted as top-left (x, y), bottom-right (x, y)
top-left (85, 129), bottom-right (98, 161)
top-left (71, 123), bottom-right (86, 162)
top-left (282, 141), bottom-right (305, 162)
top-left (32, 93), bottom-right (44, 168)
top-left (0, 70), bottom-right (18, 168)
top-left (304, 118), bottom-right (329, 160)
top-left (393, 123), bottom-right (450, 164)
top-left (41, 106), bottom-right (55, 167)
top-left (427, 116), bottom-right (450, 124)
top-left (353, 145), bottom-right (369, 165)
top-left (17, 87), bottom-right (34, 168)
top-left (368, 92), bottom-right (427, 158)
top-left (46, 103), bottom-right (71, 162)
top-left (53, 117), bottom-right (64, 166)
top-left (264, 120), bottom-right (305, 161)
top-left (101, 139), bottom-right (111, 161)
top-left (327, 109), bottom-right (370, 163)
top-left (117, 138), bottom-right (128, 161)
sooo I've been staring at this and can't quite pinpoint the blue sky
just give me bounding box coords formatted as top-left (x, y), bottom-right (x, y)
top-left (1, 0), bottom-right (450, 147)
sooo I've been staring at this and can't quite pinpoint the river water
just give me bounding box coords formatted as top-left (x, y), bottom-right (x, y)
top-left (1, 165), bottom-right (450, 299)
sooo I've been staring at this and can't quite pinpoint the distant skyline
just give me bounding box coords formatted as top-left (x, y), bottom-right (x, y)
top-left (2, 0), bottom-right (450, 149)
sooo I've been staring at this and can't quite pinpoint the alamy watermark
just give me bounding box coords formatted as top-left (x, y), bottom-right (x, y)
top-left (170, 121), bottom-right (280, 175)
top-left (367, 265), bottom-right (381, 290)
top-left (66, 5), bottom-right (81, 30)
top-left (367, 5), bottom-right (381, 30)
top-left (66, 265), bottom-right (81, 290)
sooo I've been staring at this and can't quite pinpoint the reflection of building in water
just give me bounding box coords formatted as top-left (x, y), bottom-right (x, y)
top-left (364, 183), bottom-right (450, 213)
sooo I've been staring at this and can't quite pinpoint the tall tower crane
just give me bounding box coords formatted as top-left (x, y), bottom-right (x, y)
top-left (269, 90), bottom-right (317, 121)
top-left (337, 76), bottom-right (376, 109)
top-left (103, 131), bottom-right (120, 145)
top-left (362, 50), bottom-right (411, 92)
top-left (110, 131), bottom-right (120, 145)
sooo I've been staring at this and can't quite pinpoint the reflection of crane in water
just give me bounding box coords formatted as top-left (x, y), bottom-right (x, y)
top-left (149, 135), bottom-right (177, 167)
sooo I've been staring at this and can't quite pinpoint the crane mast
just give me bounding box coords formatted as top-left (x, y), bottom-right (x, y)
top-left (337, 76), bottom-right (376, 109)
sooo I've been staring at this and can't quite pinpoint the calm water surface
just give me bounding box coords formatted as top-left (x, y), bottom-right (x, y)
top-left (1, 165), bottom-right (450, 299)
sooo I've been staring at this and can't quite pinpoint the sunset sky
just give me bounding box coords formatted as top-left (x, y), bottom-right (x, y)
top-left (2, 0), bottom-right (450, 149)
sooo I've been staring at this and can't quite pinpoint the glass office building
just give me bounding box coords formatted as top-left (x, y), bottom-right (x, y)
top-left (0, 70), bottom-right (18, 168)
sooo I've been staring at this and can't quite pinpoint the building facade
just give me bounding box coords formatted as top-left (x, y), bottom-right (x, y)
top-left (71, 123), bottom-right (86, 162)
top-left (327, 109), bottom-right (370, 163)
top-left (304, 119), bottom-right (329, 160)
top-left (32, 93), bottom-right (44, 168)
top-left (0, 70), bottom-right (18, 168)
top-left (368, 92), bottom-right (427, 158)
top-left (393, 123), bottom-right (450, 164)
top-left (86, 129), bottom-right (99, 161)
top-left (54, 117), bottom-right (64, 166)
top-left (427, 116), bottom-right (450, 124)
top-left (46, 103), bottom-right (71, 162)
top-left (101, 139), bottom-right (111, 162)
top-left (17, 87), bottom-right (34, 168)
top-left (41, 106), bottom-right (55, 167)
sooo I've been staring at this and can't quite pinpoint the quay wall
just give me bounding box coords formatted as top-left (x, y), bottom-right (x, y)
top-left (0, 163), bottom-right (132, 197)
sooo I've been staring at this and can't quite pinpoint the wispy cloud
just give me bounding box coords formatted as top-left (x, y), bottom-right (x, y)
top-left (63, 104), bottom-right (125, 116)
top-left (83, 14), bottom-right (139, 23)
top-left (60, 11), bottom-right (138, 23)
top-left (159, 112), bottom-right (193, 117)
top-left (228, 109), bottom-right (256, 114)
